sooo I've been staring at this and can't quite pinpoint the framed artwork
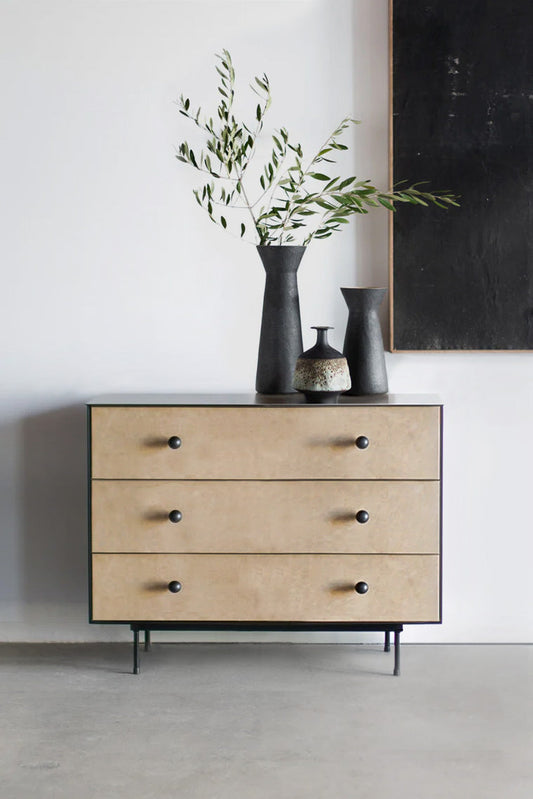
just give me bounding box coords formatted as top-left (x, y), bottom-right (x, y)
top-left (390, 0), bottom-right (533, 351)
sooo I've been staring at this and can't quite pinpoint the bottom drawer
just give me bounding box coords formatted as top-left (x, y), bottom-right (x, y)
top-left (92, 554), bottom-right (440, 623)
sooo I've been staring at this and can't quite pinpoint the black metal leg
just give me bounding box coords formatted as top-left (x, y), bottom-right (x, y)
top-left (144, 629), bottom-right (151, 652)
top-left (384, 630), bottom-right (390, 652)
top-left (393, 630), bottom-right (400, 676)
top-left (133, 627), bottom-right (140, 674)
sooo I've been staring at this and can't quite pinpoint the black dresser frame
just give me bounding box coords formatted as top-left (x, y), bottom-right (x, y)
top-left (128, 622), bottom-right (403, 676)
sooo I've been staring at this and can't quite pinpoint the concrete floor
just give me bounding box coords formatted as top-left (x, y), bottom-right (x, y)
top-left (0, 643), bottom-right (531, 799)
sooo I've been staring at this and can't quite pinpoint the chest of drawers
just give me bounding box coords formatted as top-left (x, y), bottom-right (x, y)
top-left (88, 393), bottom-right (442, 674)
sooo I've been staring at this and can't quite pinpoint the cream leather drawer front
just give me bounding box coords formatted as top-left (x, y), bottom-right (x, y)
top-left (91, 479), bottom-right (440, 554)
top-left (92, 554), bottom-right (440, 623)
top-left (90, 406), bottom-right (440, 480)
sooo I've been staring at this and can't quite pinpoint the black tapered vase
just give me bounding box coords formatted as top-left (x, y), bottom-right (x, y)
top-left (341, 287), bottom-right (388, 395)
top-left (256, 246), bottom-right (305, 394)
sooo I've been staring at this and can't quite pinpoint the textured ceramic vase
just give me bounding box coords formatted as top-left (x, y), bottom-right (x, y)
top-left (293, 326), bottom-right (351, 404)
top-left (255, 246), bottom-right (305, 394)
top-left (341, 287), bottom-right (388, 395)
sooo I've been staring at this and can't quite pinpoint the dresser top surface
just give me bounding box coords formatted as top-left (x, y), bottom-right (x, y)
top-left (87, 393), bottom-right (442, 407)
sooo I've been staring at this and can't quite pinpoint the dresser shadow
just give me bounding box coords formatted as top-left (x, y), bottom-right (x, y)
top-left (19, 404), bottom-right (87, 605)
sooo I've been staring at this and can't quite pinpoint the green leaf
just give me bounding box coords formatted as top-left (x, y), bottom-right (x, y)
top-left (333, 194), bottom-right (354, 206)
top-left (174, 52), bottom-right (456, 247)
top-left (338, 177), bottom-right (356, 190)
top-left (408, 195), bottom-right (429, 206)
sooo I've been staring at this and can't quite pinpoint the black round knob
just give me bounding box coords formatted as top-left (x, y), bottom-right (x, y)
top-left (167, 436), bottom-right (182, 450)
top-left (168, 509), bottom-right (182, 523)
top-left (168, 580), bottom-right (182, 593)
top-left (355, 510), bottom-right (369, 524)
top-left (355, 436), bottom-right (369, 450)
top-left (355, 581), bottom-right (369, 594)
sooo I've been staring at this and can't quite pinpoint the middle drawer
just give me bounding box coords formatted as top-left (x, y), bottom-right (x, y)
top-left (91, 480), bottom-right (439, 554)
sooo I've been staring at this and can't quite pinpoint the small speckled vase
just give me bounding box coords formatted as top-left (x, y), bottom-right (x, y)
top-left (293, 326), bottom-right (351, 404)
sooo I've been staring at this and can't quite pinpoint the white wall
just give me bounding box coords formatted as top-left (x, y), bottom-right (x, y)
top-left (1, 0), bottom-right (531, 643)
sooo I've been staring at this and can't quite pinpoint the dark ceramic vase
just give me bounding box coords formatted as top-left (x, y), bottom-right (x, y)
top-left (293, 326), bottom-right (351, 403)
top-left (255, 245), bottom-right (305, 394)
top-left (341, 287), bottom-right (388, 395)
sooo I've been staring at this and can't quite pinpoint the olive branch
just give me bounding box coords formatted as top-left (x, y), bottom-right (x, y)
top-left (176, 49), bottom-right (458, 246)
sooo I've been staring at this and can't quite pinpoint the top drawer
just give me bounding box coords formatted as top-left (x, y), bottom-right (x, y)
top-left (91, 405), bottom-right (440, 480)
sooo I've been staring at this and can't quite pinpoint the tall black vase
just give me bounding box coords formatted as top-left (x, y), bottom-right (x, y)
top-left (341, 287), bottom-right (388, 395)
top-left (256, 245), bottom-right (305, 394)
